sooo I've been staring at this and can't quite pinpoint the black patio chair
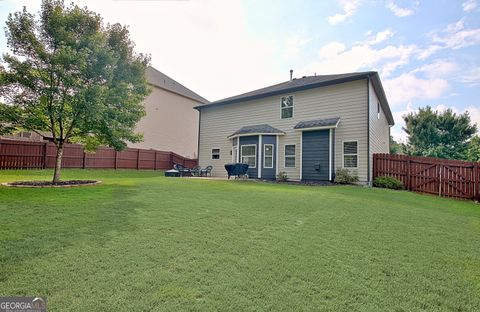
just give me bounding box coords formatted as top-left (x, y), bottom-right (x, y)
top-left (200, 165), bottom-right (213, 177)
top-left (191, 165), bottom-right (202, 176)
top-left (174, 163), bottom-right (191, 177)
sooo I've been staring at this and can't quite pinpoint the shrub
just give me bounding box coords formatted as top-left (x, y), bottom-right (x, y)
top-left (334, 168), bottom-right (359, 184)
top-left (277, 171), bottom-right (289, 182)
top-left (373, 176), bottom-right (405, 190)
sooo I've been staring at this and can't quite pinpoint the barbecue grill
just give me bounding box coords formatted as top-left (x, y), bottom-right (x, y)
top-left (224, 163), bottom-right (249, 179)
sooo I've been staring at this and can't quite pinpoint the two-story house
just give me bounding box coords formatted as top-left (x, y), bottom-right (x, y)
top-left (195, 71), bottom-right (394, 183)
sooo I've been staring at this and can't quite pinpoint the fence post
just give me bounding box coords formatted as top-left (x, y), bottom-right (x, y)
top-left (82, 150), bottom-right (86, 169)
top-left (154, 151), bottom-right (157, 170)
top-left (137, 149), bottom-right (140, 170)
top-left (42, 143), bottom-right (47, 169)
top-left (114, 151), bottom-right (118, 170)
top-left (475, 162), bottom-right (480, 202)
top-left (170, 152), bottom-right (173, 169)
top-left (406, 156), bottom-right (411, 191)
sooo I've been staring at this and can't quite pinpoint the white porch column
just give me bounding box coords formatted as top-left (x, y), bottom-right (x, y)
top-left (236, 136), bottom-right (240, 163)
top-left (258, 135), bottom-right (262, 178)
top-left (275, 135), bottom-right (279, 177)
top-left (329, 129), bottom-right (333, 181)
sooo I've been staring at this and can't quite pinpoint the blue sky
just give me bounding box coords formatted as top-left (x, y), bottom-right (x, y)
top-left (1, 0), bottom-right (479, 141)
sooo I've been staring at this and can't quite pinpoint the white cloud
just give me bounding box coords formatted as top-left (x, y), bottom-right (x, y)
top-left (460, 67), bottom-right (480, 86)
top-left (383, 73), bottom-right (449, 107)
top-left (328, 0), bottom-right (362, 25)
top-left (463, 0), bottom-right (478, 12)
top-left (431, 19), bottom-right (480, 50)
top-left (284, 35), bottom-right (312, 58)
top-left (386, 0), bottom-right (418, 17)
top-left (365, 29), bottom-right (394, 45)
top-left (412, 59), bottom-right (458, 78)
top-left (310, 41), bottom-right (416, 77)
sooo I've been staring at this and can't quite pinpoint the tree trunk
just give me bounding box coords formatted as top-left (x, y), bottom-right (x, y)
top-left (52, 143), bottom-right (64, 183)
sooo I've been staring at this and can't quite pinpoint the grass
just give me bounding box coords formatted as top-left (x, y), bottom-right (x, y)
top-left (0, 169), bottom-right (479, 311)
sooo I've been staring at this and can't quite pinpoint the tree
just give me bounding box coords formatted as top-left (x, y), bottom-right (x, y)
top-left (403, 106), bottom-right (477, 160)
top-left (389, 135), bottom-right (405, 154)
top-left (465, 135), bottom-right (480, 162)
top-left (0, 0), bottom-right (150, 183)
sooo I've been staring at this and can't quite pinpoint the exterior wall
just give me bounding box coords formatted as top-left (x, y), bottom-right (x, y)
top-left (129, 85), bottom-right (201, 159)
top-left (198, 79), bottom-right (370, 181)
top-left (368, 80), bottom-right (390, 180)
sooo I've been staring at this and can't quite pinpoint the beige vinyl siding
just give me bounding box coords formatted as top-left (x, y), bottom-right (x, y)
top-left (368, 80), bottom-right (390, 179)
top-left (199, 79), bottom-right (370, 181)
top-left (129, 85), bottom-right (201, 159)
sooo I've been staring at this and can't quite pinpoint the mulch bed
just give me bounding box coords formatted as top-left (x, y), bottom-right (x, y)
top-left (2, 180), bottom-right (101, 188)
top-left (261, 179), bottom-right (336, 186)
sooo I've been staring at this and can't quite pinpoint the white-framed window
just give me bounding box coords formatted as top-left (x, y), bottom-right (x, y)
top-left (343, 141), bottom-right (358, 168)
top-left (241, 144), bottom-right (257, 168)
top-left (211, 148), bottom-right (220, 160)
top-left (281, 95), bottom-right (293, 119)
top-left (284, 144), bottom-right (296, 168)
top-left (263, 144), bottom-right (274, 168)
top-left (377, 102), bottom-right (380, 119)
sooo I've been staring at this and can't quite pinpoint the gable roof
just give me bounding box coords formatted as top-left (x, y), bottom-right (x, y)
top-left (195, 71), bottom-right (394, 125)
top-left (147, 66), bottom-right (209, 104)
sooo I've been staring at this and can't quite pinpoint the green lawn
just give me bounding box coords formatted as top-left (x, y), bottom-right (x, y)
top-left (0, 170), bottom-right (479, 311)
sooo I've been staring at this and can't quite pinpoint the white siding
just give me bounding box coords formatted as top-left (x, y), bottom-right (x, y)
top-left (368, 81), bottom-right (390, 180)
top-left (199, 79), bottom-right (370, 181)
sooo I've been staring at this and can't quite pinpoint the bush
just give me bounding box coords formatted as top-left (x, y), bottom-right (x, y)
top-left (277, 171), bottom-right (289, 182)
top-left (373, 176), bottom-right (405, 190)
top-left (334, 168), bottom-right (359, 184)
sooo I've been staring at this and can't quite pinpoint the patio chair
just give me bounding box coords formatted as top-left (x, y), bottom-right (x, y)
top-left (173, 163), bottom-right (191, 177)
top-left (191, 165), bottom-right (202, 177)
top-left (200, 165), bottom-right (213, 177)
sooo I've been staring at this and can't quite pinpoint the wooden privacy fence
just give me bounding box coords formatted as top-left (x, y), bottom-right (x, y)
top-left (0, 139), bottom-right (197, 170)
top-left (373, 153), bottom-right (480, 201)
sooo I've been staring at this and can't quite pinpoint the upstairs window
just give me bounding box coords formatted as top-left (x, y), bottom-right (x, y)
top-left (281, 95), bottom-right (293, 119)
top-left (284, 144), bottom-right (296, 168)
top-left (211, 148), bottom-right (220, 160)
top-left (343, 141), bottom-right (358, 168)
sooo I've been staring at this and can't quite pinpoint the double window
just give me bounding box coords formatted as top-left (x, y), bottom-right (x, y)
top-left (211, 148), bottom-right (220, 160)
top-left (281, 95), bottom-right (293, 119)
top-left (241, 145), bottom-right (257, 168)
top-left (343, 141), bottom-right (358, 168)
top-left (284, 144), bottom-right (296, 168)
top-left (263, 144), bottom-right (274, 168)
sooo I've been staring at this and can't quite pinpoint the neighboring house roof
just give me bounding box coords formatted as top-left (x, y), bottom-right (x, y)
top-left (294, 117), bottom-right (341, 130)
top-left (147, 66), bottom-right (209, 104)
top-left (195, 71), bottom-right (394, 126)
top-left (228, 124), bottom-right (285, 138)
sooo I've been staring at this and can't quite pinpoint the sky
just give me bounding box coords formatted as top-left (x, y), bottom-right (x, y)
top-left (0, 0), bottom-right (479, 142)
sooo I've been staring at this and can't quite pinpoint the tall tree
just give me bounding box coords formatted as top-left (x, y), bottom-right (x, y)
top-left (465, 135), bottom-right (480, 162)
top-left (403, 106), bottom-right (477, 160)
top-left (389, 135), bottom-right (405, 154)
top-left (0, 0), bottom-right (150, 182)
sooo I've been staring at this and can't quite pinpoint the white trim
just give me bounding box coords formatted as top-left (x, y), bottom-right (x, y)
top-left (236, 137), bottom-right (240, 162)
top-left (284, 144), bottom-right (296, 169)
top-left (228, 132), bottom-right (285, 139)
top-left (275, 136), bottom-right (279, 177)
top-left (342, 140), bottom-right (359, 169)
top-left (280, 94), bottom-right (294, 119)
top-left (211, 147), bottom-right (220, 160)
top-left (258, 135), bottom-right (262, 178)
top-left (241, 144), bottom-right (257, 169)
top-left (299, 132), bottom-right (303, 180)
top-left (329, 129), bottom-right (332, 181)
top-left (263, 144), bottom-right (274, 169)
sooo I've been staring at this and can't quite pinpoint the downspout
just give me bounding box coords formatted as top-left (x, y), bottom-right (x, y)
top-left (367, 76), bottom-right (371, 185)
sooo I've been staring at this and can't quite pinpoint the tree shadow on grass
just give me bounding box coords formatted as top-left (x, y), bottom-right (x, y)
top-left (0, 184), bottom-right (144, 282)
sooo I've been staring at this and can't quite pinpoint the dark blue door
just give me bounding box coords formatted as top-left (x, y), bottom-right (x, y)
top-left (261, 135), bottom-right (276, 179)
top-left (302, 130), bottom-right (330, 181)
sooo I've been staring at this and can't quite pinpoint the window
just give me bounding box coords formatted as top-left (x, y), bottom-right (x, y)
top-left (284, 144), bottom-right (296, 168)
top-left (343, 141), bottom-right (358, 168)
top-left (281, 95), bottom-right (293, 119)
top-left (377, 102), bottom-right (380, 119)
top-left (241, 145), bottom-right (256, 168)
top-left (263, 144), bottom-right (274, 168)
top-left (232, 146), bottom-right (238, 162)
top-left (211, 148), bottom-right (220, 160)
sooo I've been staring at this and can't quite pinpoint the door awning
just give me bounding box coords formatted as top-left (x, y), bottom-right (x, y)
top-left (294, 117), bottom-right (340, 131)
top-left (228, 124), bottom-right (285, 139)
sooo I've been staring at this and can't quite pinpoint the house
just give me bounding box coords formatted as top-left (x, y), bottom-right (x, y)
top-left (195, 71), bottom-right (394, 183)
top-left (127, 66), bottom-right (209, 158)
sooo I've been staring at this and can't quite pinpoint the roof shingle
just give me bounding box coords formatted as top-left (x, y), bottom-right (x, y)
top-left (294, 117), bottom-right (341, 130)
top-left (228, 124), bottom-right (285, 138)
